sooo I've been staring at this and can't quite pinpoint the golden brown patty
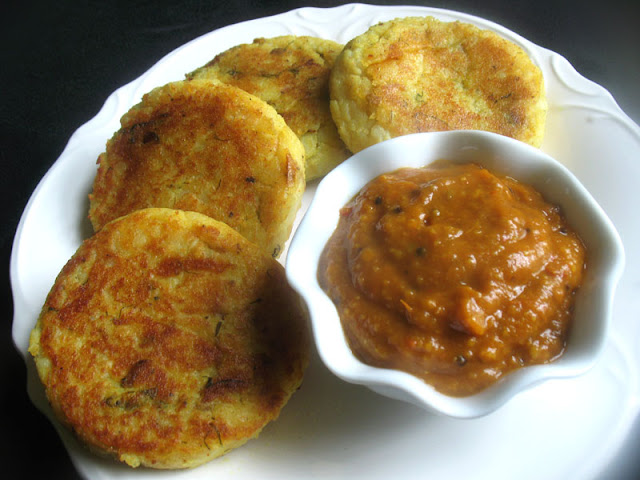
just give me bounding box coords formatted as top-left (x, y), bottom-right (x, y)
top-left (89, 79), bottom-right (305, 258)
top-left (29, 208), bottom-right (310, 469)
top-left (330, 16), bottom-right (547, 153)
top-left (188, 36), bottom-right (351, 181)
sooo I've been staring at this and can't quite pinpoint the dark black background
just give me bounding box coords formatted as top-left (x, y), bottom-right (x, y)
top-left (2, 1), bottom-right (639, 478)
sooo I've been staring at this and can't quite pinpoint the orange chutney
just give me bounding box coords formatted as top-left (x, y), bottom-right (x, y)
top-left (318, 162), bottom-right (586, 396)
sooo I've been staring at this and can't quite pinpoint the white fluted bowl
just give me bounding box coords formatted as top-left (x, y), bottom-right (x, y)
top-left (286, 130), bottom-right (625, 418)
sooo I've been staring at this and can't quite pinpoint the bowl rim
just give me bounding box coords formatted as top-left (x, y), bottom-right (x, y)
top-left (285, 130), bottom-right (625, 418)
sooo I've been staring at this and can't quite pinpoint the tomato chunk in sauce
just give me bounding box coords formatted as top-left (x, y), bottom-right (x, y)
top-left (318, 161), bottom-right (586, 396)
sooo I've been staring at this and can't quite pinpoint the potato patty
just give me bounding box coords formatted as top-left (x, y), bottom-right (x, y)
top-left (330, 16), bottom-right (547, 153)
top-left (89, 79), bottom-right (305, 258)
top-left (29, 208), bottom-right (311, 469)
top-left (188, 36), bottom-right (351, 181)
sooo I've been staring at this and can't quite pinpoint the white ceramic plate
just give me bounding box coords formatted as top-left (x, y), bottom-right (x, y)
top-left (11, 4), bottom-right (640, 480)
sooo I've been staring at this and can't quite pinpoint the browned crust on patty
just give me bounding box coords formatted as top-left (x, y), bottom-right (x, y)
top-left (188, 36), bottom-right (351, 180)
top-left (89, 79), bottom-right (305, 258)
top-left (29, 208), bottom-right (310, 469)
top-left (330, 16), bottom-right (547, 152)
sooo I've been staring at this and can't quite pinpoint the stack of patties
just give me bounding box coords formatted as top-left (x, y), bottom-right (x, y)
top-left (329, 16), bottom-right (548, 153)
top-left (188, 36), bottom-right (351, 181)
top-left (30, 76), bottom-right (311, 468)
top-left (29, 15), bottom-right (550, 469)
